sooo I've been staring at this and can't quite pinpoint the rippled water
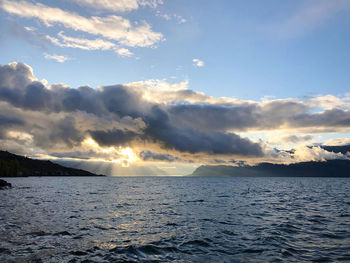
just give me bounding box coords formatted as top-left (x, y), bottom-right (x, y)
top-left (1, 176), bottom-right (350, 262)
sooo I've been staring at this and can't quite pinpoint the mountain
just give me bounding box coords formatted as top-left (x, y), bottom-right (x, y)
top-left (191, 159), bottom-right (350, 177)
top-left (0, 151), bottom-right (104, 177)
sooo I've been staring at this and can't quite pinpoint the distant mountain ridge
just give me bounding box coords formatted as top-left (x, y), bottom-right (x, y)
top-left (0, 150), bottom-right (104, 177)
top-left (191, 159), bottom-right (350, 177)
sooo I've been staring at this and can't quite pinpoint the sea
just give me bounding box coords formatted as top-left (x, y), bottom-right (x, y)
top-left (0, 176), bottom-right (350, 263)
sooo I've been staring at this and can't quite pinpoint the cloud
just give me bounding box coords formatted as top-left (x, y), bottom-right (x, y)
top-left (271, 134), bottom-right (313, 145)
top-left (125, 79), bottom-right (189, 103)
top-left (89, 129), bottom-right (140, 147)
top-left (156, 11), bottom-right (171, 20)
top-left (139, 150), bottom-right (181, 162)
top-left (0, 62), bottom-right (36, 88)
top-left (2, 62), bottom-right (350, 165)
top-left (143, 105), bottom-right (263, 156)
top-left (306, 94), bottom-right (350, 110)
top-left (44, 53), bottom-right (70, 63)
top-left (324, 137), bottom-right (350, 146)
top-left (45, 32), bottom-right (116, 51)
top-left (192, 58), bottom-right (204, 67)
top-left (0, 0), bottom-right (163, 48)
top-left (72, 0), bottom-right (139, 12)
top-left (0, 114), bottom-right (24, 126)
top-left (45, 32), bottom-right (134, 56)
top-left (0, 62), bottom-right (263, 162)
top-left (116, 48), bottom-right (133, 57)
top-left (168, 99), bottom-right (350, 133)
top-left (138, 0), bottom-right (163, 9)
top-left (174, 15), bottom-right (187, 24)
top-left (2, 63), bottom-right (350, 136)
top-left (72, 0), bottom-right (163, 12)
top-left (0, 114), bottom-right (25, 138)
top-left (85, 105), bottom-right (264, 157)
top-left (291, 145), bottom-right (349, 162)
top-left (156, 11), bottom-right (186, 24)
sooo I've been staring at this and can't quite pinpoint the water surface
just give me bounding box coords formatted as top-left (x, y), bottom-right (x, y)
top-left (1, 176), bottom-right (350, 262)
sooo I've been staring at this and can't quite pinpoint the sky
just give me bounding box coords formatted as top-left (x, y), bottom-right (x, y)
top-left (1, 0), bottom-right (350, 175)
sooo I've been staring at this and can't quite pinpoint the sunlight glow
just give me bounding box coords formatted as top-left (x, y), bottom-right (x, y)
top-left (76, 138), bottom-right (138, 166)
top-left (120, 147), bottom-right (137, 163)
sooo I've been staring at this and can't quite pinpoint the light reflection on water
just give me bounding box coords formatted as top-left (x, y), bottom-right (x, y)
top-left (0, 176), bottom-right (350, 262)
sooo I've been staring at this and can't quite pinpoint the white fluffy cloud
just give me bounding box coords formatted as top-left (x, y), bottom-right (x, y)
top-left (292, 145), bottom-right (348, 162)
top-left (44, 53), bottom-right (70, 63)
top-left (116, 48), bottom-right (134, 57)
top-left (156, 11), bottom-right (187, 24)
top-left (306, 94), bottom-right (350, 110)
top-left (72, 0), bottom-right (139, 12)
top-left (45, 32), bottom-right (133, 56)
top-left (72, 0), bottom-right (163, 12)
top-left (324, 137), bottom-right (350, 146)
top-left (0, 0), bottom-right (163, 48)
top-left (45, 32), bottom-right (116, 51)
top-left (192, 58), bottom-right (205, 67)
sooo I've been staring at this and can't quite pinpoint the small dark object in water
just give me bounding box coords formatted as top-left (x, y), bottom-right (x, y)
top-left (0, 179), bottom-right (12, 189)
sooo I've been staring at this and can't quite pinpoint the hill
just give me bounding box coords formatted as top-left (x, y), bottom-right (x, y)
top-left (0, 151), bottom-right (104, 177)
top-left (191, 159), bottom-right (350, 177)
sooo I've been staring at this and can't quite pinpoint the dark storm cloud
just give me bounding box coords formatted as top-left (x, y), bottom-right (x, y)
top-left (89, 129), bottom-right (139, 147)
top-left (0, 63), bottom-right (56, 111)
top-left (0, 63), bottom-right (147, 116)
top-left (168, 103), bottom-right (258, 131)
top-left (168, 100), bottom-right (350, 132)
top-left (32, 116), bottom-right (84, 149)
top-left (0, 80), bottom-right (52, 110)
top-left (0, 114), bottom-right (25, 138)
top-left (0, 62), bottom-right (264, 157)
top-left (3, 62), bottom-right (350, 160)
top-left (88, 106), bottom-right (264, 156)
top-left (0, 80), bottom-right (144, 116)
top-left (98, 85), bottom-right (147, 118)
top-left (53, 116), bottom-right (84, 147)
top-left (144, 106), bottom-right (263, 156)
top-left (0, 62), bottom-right (323, 133)
top-left (293, 108), bottom-right (350, 128)
top-left (168, 101), bottom-right (307, 132)
top-left (0, 114), bottom-right (24, 126)
top-left (139, 150), bottom-right (181, 162)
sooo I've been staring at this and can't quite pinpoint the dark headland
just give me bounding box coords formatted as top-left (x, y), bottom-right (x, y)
top-left (0, 150), bottom-right (104, 177)
top-left (191, 159), bottom-right (350, 177)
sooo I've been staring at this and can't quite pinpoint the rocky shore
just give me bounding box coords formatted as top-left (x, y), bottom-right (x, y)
top-left (0, 179), bottom-right (12, 189)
